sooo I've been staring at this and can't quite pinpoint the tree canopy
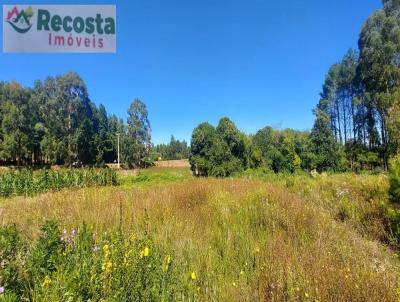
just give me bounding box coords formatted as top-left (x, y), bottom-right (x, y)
top-left (0, 73), bottom-right (151, 168)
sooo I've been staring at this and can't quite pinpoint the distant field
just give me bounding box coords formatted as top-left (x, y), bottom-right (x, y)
top-left (0, 168), bottom-right (399, 301)
top-left (154, 159), bottom-right (190, 168)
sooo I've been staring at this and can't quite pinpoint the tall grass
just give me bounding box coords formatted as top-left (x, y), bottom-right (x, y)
top-left (0, 221), bottom-right (194, 301)
top-left (0, 168), bottom-right (118, 198)
top-left (0, 174), bottom-right (399, 301)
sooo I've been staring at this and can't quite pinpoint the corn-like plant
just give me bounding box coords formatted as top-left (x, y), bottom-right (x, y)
top-left (0, 169), bottom-right (118, 198)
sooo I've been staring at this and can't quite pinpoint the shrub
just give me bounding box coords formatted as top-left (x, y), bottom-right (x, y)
top-left (389, 155), bottom-right (400, 203)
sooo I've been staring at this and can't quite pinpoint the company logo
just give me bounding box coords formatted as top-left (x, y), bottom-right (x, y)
top-left (5, 6), bottom-right (34, 34)
top-left (3, 5), bottom-right (116, 53)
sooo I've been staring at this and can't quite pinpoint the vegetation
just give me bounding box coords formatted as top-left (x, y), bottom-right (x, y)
top-left (152, 136), bottom-right (190, 161)
top-left (3, 1), bottom-right (400, 301)
top-left (0, 221), bottom-right (191, 301)
top-left (189, 117), bottom-right (328, 176)
top-left (0, 168), bottom-right (118, 198)
top-left (390, 155), bottom-right (400, 203)
top-left (0, 169), bottom-right (399, 301)
top-left (0, 75), bottom-right (151, 168)
top-left (119, 167), bottom-right (192, 187)
top-left (189, 1), bottom-right (400, 176)
top-left (316, 0), bottom-right (400, 170)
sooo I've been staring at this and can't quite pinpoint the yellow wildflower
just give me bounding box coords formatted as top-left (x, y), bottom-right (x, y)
top-left (191, 272), bottom-right (197, 280)
top-left (164, 255), bottom-right (172, 271)
top-left (305, 292), bottom-right (309, 298)
top-left (232, 282), bottom-right (237, 287)
top-left (102, 261), bottom-right (112, 272)
top-left (144, 247), bottom-right (149, 257)
top-left (240, 270), bottom-right (245, 276)
top-left (41, 275), bottom-right (52, 288)
top-left (103, 244), bottom-right (111, 258)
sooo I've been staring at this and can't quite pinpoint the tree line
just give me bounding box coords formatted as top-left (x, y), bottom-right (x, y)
top-left (190, 0), bottom-right (400, 176)
top-left (316, 0), bottom-right (400, 170)
top-left (0, 72), bottom-right (151, 168)
top-left (189, 116), bottom-right (340, 177)
top-left (152, 136), bottom-right (190, 161)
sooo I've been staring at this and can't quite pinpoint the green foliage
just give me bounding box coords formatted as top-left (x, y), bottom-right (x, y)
top-left (310, 110), bottom-right (342, 172)
top-left (120, 168), bottom-right (192, 187)
top-left (0, 221), bottom-right (192, 301)
top-left (124, 99), bottom-right (152, 168)
top-left (153, 136), bottom-right (190, 161)
top-left (0, 74), bottom-right (153, 168)
top-left (190, 118), bottom-right (328, 177)
top-left (314, 1), bottom-right (400, 170)
top-left (190, 119), bottom-right (247, 177)
top-left (389, 155), bottom-right (400, 203)
top-left (0, 168), bottom-right (118, 198)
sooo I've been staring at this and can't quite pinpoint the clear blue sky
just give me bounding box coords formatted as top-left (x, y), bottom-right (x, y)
top-left (0, 0), bottom-right (382, 144)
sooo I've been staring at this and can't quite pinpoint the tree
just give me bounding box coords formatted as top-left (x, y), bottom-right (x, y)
top-left (124, 98), bottom-right (151, 168)
top-left (310, 110), bottom-right (341, 171)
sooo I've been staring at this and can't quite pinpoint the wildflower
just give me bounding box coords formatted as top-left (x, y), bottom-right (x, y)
top-left (140, 247), bottom-right (150, 259)
top-left (304, 292), bottom-right (309, 298)
top-left (0, 286), bottom-right (4, 294)
top-left (191, 272), bottom-right (197, 280)
top-left (255, 247), bottom-right (260, 253)
top-left (240, 270), bottom-right (245, 276)
top-left (102, 261), bottom-right (112, 273)
top-left (103, 244), bottom-right (111, 258)
top-left (232, 282), bottom-right (237, 287)
top-left (41, 275), bottom-right (52, 288)
top-left (296, 287), bottom-right (300, 292)
top-left (164, 255), bottom-right (172, 271)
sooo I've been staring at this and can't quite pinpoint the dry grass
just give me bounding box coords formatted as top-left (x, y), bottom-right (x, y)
top-left (1, 172), bottom-right (399, 301)
top-left (154, 159), bottom-right (190, 168)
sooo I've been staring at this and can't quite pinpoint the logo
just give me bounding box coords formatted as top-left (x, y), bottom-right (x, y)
top-left (3, 5), bottom-right (116, 53)
top-left (5, 6), bottom-right (34, 33)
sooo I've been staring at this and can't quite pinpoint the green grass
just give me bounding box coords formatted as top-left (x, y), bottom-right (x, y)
top-left (118, 167), bottom-right (193, 187)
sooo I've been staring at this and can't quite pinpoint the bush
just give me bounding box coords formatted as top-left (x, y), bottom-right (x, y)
top-left (389, 155), bottom-right (400, 203)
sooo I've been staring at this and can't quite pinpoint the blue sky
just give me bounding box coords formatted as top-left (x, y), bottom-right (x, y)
top-left (0, 0), bottom-right (382, 144)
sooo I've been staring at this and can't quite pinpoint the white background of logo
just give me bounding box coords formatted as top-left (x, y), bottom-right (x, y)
top-left (3, 5), bottom-right (116, 53)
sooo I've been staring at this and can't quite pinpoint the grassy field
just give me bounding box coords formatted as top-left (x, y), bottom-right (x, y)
top-left (0, 167), bottom-right (399, 301)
